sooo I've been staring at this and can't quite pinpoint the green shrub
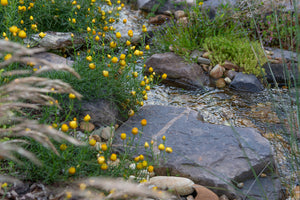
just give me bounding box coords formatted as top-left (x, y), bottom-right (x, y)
top-left (203, 36), bottom-right (267, 77)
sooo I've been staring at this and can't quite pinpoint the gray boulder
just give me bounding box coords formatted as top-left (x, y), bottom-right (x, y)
top-left (230, 72), bottom-right (264, 92)
top-left (114, 105), bottom-right (275, 198)
top-left (145, 52), bottom-right (210, 89)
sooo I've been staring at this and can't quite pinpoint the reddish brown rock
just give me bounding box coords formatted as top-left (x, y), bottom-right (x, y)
top-left (210, 64), bottom-right (225, 79)
top-left (222, 61), bottom-right (239, 71)
top-left (193, 184), bottom-right (219, 200)
top-left (215, 78), bottom-right (226, 88)
top-left (80, 122), bottom-right (95, 132)
top-left (148, 15), bottom-right (170, 24)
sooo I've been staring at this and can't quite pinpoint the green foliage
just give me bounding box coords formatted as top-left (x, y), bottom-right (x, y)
top-left (203, 36), bottom-right (267, 76)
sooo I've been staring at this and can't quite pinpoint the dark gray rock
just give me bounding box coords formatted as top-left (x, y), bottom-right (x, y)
top-left (145, 52), bottom-right (210, 89)
top-left (230, 72), bottom-right (264, 92)
top-left (262, 62), bottom-right (298, 87)
top-left (236, 175), bottom-right (283, 200)
top-left (114, 105), bottom-right (275, 198)
top-left (79, 99), bottom-right (120, 128)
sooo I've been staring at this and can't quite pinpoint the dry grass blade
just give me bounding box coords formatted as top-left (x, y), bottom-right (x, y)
top-left (0, 175), bottom-right (22, 185)
top-left (76, 177), bottom-right (172, 199)
top-left (0, 141), bottom-right (41, 165)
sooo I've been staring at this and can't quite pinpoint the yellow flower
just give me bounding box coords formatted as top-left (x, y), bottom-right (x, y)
top-left (72, 0), bottom-right (77, 4)
top-left (101, 163), bottom-right (108, 170)
top-left (128, 30), bottom-right (133, 37)
top-left (145, 85), bottom-right (150, 91)
top-left (140, 101), bottom-right (144, 106)
top-left (131, 127), bottom-right (138, 135)
top-left (120, 54), bottom-right (126, 60)
top-left (141, 119), bottom-right (147, 126)
top-left (39, 32), bottom-right (47, 38)
top-left (128, 109), bottom-right (134, 117)
top-left (30, 16), bottom-right (33, 20)
top-left (111, 57), bottom-right (118, 63)
top-left (68, 167), bottom-right (76, 175)
top-left (18, 30), bottom-right (27, 39)
top-left (123, 19), bottom-right (127, 23)
top-left (117, 6), bottom-right (121, 11)
top-left (132, 71), bottom-right (138, 78)
top-left (84, 114), bottom-right (91, 122)
top-left (97, 156), bottom-right (105, 164)
top-left (131, 91), bottom-right (136, 96)
top-left (144, 142), bottom-right (149, 148)
top-left (1, 0), bottom-right (8, 6)
top-left (102, 70), bottom-right (109, 77)
top-left (61, 124), bottom-right (69, 132)
top-left (72, 18), bottom-right (76, 23)
top-left (166, 147), bottom-right (173, 153)
top-left (4, 54), bottom-right (12, 61)
top-left (134, 50), bottom-right (140, 56)
top-left (136, 162), bottom-right (143, 169)
top-left (126, 40), bottom-right (131, 46)
top-left (199, 1), bottom-right (203, 6)
top-left (89, 63), bottom-right (95, 69)
top-left (140, 81), bottom-right (145, 87)
top-left (87, 27), bottom-right (91, 32)
top-left (89, 138), bottom-right (96, 146)
top-left (95, 35), bottom-right (100, 41)
top-left (142, 160), bottom-right (147, 167)
top-left (110, 41), bottom-right (116, 48)
top-left (139, 154), bottom-right (144, 160)
top-left (86, 56), bottom-right (92, 62)
top-left (31, 24), bottom-right (37, 30)
top-left (69, 121), bottom-right (77, 129)
top-left (148, 67), bottom-right (153, 73)
top-left (143, 94), bottom-right (148, 100)
top-left (1, 183), bottom-right (7, 188)
top-left (116, 32), bottom-right (121, 38)
top-left (52, 123), bottom-right (58, 128)
top-left (139, 51), bottom-right (143, 56)
top-left (147, 165), bottom-right (154, 173)
top-left (60, 144), bottom-right (67, 151)
top-left (66, 192), bottom-right (72, 199)
top-left (158, 144), bottom-right (165, 151)
top-left (134, 156), bottom-right (139, 162)
top-left (69, 93), bottom-right (76, 99)
top-left (120, 133), bottom-right (126, 140)
top-left (110, 153), bottom-right (117, 161)
top-left (162, 135), bottom-right (166, 140)
top-left (162, 73), bottom-right (167, 79)
top-left (9, 25), bottom-right (18, 33)
top-left (145, 45), bottom-right (150, 50)
top-left (76, 5), bottom-right (80, 9)
top-left (79, 183), bottom-right (86, 190)
top-left (101, 143), bottom-right (107, 151)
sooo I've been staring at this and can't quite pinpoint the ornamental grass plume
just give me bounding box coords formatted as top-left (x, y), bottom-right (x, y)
top-left (0, 40), bottom-right (83, 166)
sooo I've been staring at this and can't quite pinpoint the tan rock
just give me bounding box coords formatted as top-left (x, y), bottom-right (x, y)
top-left (89, 134), bottom-right (101, 142)
top-left (148, 14), bottom-right (170, 25)
top-left (177, 17), bottom-right (188, 26)
top-left (215, 78), bottom-right (226, 88)
top-left (174, 10), bottom-right (186, 20)
top-left (202, 52), bottom-right (211, 59)
top-left (148, 176), bottom-right (194, 196)
top-left (219, 194), bottom-right (229, 200)
top-left (210, 64), bottom-right (225, 79)
top-left (193, 184), bottom-right (218, 200)
top-left (80, 122), bottom-right (95, 132)
top-left (223, 61), bottom-right (239, 71)
top-left (101, 126), bottom-right (114, 140)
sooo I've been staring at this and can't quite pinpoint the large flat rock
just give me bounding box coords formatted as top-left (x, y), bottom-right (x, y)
top-left (114, 105), bottom-right (275, 198)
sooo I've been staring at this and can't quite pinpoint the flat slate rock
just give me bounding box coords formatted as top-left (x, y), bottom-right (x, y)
top-left (230, 72), bottom-right (264, 92)
top-left (114, 105), bottom-right (275, 198)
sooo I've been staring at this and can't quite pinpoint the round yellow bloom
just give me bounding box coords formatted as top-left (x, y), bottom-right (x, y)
top-left (95, 35), bottom-right (100, 41)
top-left (89, 63), bottom-right (95, 69)
top-left (162, 73), bottom-right (167, 79)
top-left (1, 0), bottom-right (8, 6)
top-left (158, 144), bottom-right (165, 151)
top-left (89, 138), bottom-right (96, 146)
top-left (120, 133), bottom-right (126, 140)
top-left (134, 156), bottom-right (139, 162)
top-left (147, 165), bottom-right (154, 173)
top-left (145, 45), bottom-right (150, 50)
top-left (9, 26), bottom-right (18, 33)
top-left (101, 143), bottom-right (108, 151)
top-left (97, 156), bottom-right (105, 164)
top-left (128, 109), bottom-right (134, 117)
top-left (145, 85), bottom-right (150, 91)
top-left (123, 19), bottom-right (127, 23)
top-left (101, 163), bottom-right (108, 170)
top-left (128, 30), bottom-right (133, 37)
top-left (4, 54), bottom-right (12, 61)
top-left (1, 183), bottom-right (7, 188)
top-left (18, 30), bottom-right (27, 39)
top-left (87, 27), bottom-right (91, 32)
top-left (142, 160), bottom-right (147, 167)
top-left (72, 0), bottom-right (77, 4)
top-left (148, 67), bottom-right (153, 73)
top-left (84, 114), bottom-right (91, 122)
top-left (39, 32), bottom-right (47, 38)
top-left (103, 70), bottom-right (109, 77)
top-left (139, 51), bottom-right (143, 56)
top-left (139, 154), bottom-right (144, 160)
top-left (68, 167), bottom-right (76, 175)
top-left (131, 91), bottom-right (136, 96)
top-left (131, 127), bottom-right (138, 135)
top-left (134, 50), bottom-right (140, 56)
top-left (66, 192), bottom-right (72, 199)
top-left (141, 119), bottom-right (147, 126)
top-left (132, 71), bottom-right (138, 78)
top-left (140, 101), bottom-right (144, 106)
top-left (30, 16), bottom-right (33, 20)
top-left (120, 54), bottom-right (126, 60)
top-left (69, 93), bottom-right (76, 99)
top-left (119, 60), bottom-right (126, 66)
top-left (72, 18), bottom-right (76, 23)
top-left (86, 56), bottom-right (92, 62)
top-left (60, 144), bottom-right (67, 151)
top-left (110, 41), bottom-right (116, 48)
top-left (136, 162), bottom-right (143, 169)
top-left (69, 121), bottom-right (77, 129)
top-left (126, 40), bottom-right (131, 46)
top-left (143, 95), bottom-right (148, 100)
top-left (116, 32), bottom-right (121, 38)
top-left (166, 147), bottom-right (173, 153)
top-left (110, 153), bottom-right (117, 161)
top-left (31, 24), bottom-right (37, 30)
top-left (144, 142), bottom-right (149, 148)
top-left (111, 57), bottom-right (118, 63)
top-left (61, 124), bottom-right (69, 132)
